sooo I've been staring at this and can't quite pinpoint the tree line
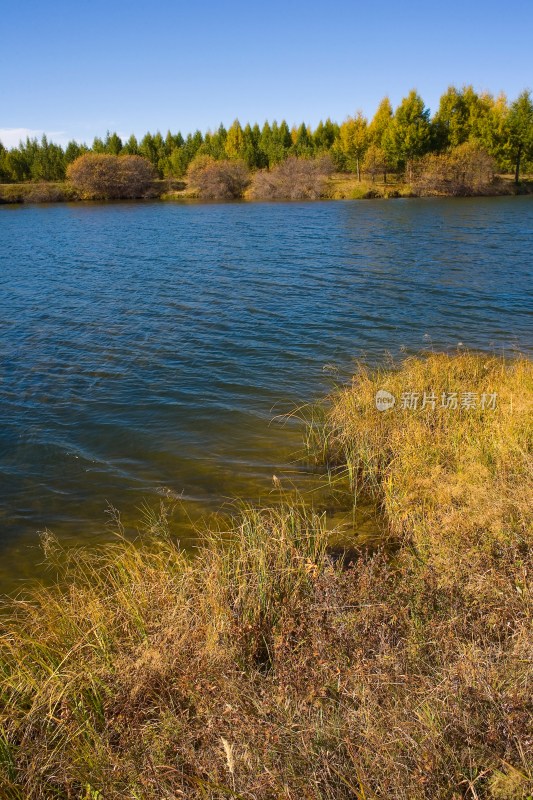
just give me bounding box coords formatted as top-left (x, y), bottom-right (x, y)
top-left (1, 86), bottom-right (532, 185)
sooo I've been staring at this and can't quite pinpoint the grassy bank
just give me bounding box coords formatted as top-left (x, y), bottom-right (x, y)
top-left (1, 353), bottom-right (532, 799)
top-left (2, 174), bottom-right (532, 204)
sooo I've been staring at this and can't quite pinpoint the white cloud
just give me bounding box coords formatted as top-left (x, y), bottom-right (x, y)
top-left (0, 128), bottom-right (70, 148)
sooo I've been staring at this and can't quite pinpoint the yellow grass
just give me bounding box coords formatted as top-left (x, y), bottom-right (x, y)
top-left (1, 353), bottom-right (531, 798)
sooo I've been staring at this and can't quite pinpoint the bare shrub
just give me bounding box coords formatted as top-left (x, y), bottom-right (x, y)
top-left (187, 156), bottom-right (250, 199)
top-left (67, 154), bottom-right (155, 199)
top-left (249, 156), bottom-right (334, 200)
top-left (412, 143), bottom-right (495, 196)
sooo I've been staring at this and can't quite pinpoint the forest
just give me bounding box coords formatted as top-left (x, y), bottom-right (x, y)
top-left (1, 86), bottom-right (532, 186)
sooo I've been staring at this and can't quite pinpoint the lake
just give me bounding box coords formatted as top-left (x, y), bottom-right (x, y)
top-left (1, 197), bottom-right (532, 589)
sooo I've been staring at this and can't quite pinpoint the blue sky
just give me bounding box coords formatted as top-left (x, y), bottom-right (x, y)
top-left (1, 0), bottom-right (532, 147)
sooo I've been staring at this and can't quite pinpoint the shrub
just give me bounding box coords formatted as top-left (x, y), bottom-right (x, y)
top-left (249, 156), bottom-right (334, 200)
top-left (187, 156), bottom-right (250, 199)
top-left (412, 143), bottom-right (495, 195)
top-left (66, 153), bottom-right (155, 199)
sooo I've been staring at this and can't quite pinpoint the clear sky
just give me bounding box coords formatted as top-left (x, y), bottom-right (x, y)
top-left (1, 0), bottom-right (532, 147)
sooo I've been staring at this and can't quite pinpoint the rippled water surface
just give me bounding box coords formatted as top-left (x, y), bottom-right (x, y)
top-left (1, 197), bottom-right (532, 587)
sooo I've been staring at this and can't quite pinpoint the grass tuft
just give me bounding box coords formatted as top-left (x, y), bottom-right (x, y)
top-left (0, 353), bottom-right (531, 798)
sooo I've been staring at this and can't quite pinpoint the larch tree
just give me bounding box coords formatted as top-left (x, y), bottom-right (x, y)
top-left (368, 97), bottom-right (393, 146)
top-left (338, 111), bottom-right (369, 180)
top-left (362, 143), bottom-right (389, 183)
top-left (225, 120), bottom-right (245, 160)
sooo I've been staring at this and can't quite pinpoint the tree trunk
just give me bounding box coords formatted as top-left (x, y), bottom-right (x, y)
top-left (356, 158), bottom-right (360, 182)
top-left (515, 144), bottom-right (522, 184)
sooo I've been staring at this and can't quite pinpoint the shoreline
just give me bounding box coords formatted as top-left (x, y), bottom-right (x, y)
top-left (1, 352), bottom-right (531, 797)
top-left (2, 173), bottom-right (532, 205)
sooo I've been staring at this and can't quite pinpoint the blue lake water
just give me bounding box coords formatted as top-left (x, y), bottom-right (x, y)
top-left (1, 197), bottom-right (532, 587)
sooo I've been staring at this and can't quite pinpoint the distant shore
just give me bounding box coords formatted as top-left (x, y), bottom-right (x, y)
top-left (1, 172), bottom-right (532, 205)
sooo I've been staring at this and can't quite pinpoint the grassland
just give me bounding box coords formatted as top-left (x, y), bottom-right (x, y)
top-left (0, 352), bottom-right (532, 799)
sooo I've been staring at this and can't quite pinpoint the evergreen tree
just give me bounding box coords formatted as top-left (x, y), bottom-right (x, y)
top-left (104, 131), bottom-right (123, 155)
top-left (31, 135), bottom-right (65, 180)
top-left (263, 120), bottom-right (292, 165)
top-left (122, 135), bottom-right (139, 155)
top-left (65, 141), bottom-right (87, 164)
top-left (92, 136), bottom-right (106, 154)
top-left (139, 133), bottom-right (162, 170)
top-left (476, 93), bottom-right (511, 171)
top-left (384, 91), bottom-right (431, 178)
top-left (0, 142), bottom-right (9, 182)
top-left (259, 121), bottom-right (273, 167)
top-left (241, 123), bottom-right (262, 169)
top-left (432, 86), bottom-right (493, 150)
top-left (313, 119), bottom-right (339, 152)
top-left (200, 125), bottom-right (227, 160)
top-left (292, 123), bottom-right (314, 157)
top-left (433, 86), bottom-right (469, 149)
top-left (507, 90), bottom-right (533, 182)
top-left (169, 131), bottom-right (203, 176)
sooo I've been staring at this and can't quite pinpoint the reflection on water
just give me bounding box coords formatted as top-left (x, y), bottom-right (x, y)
top-left (1, 197), bottom-right (531, 590)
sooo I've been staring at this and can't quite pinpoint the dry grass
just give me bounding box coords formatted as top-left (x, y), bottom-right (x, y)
top-left (1, 353), bottom-right (532, 798)
top-left (323, 173), bottom-right (408, 200)
top-left (0, 182), bottom-right (76, 203)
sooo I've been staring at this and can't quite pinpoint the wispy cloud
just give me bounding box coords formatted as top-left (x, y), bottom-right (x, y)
top-left (0, 128), bottom-right (70, 148)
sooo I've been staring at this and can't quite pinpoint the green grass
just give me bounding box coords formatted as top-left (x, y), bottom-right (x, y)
top-left (1, 353), bottom-right (532, 798)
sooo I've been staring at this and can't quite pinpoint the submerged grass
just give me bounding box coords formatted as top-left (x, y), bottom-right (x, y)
top-left (1, 352), bottom-right (532, 798)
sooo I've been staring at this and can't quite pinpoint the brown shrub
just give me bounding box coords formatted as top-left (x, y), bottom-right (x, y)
top-left (67, 153), bottom-right (155, 199)
top-left (249, 156), bottom-right (334, 200)
top-left (187, 156), bottom-right (250, 199)
top-left (412, 143), bottom-right (495, 196)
